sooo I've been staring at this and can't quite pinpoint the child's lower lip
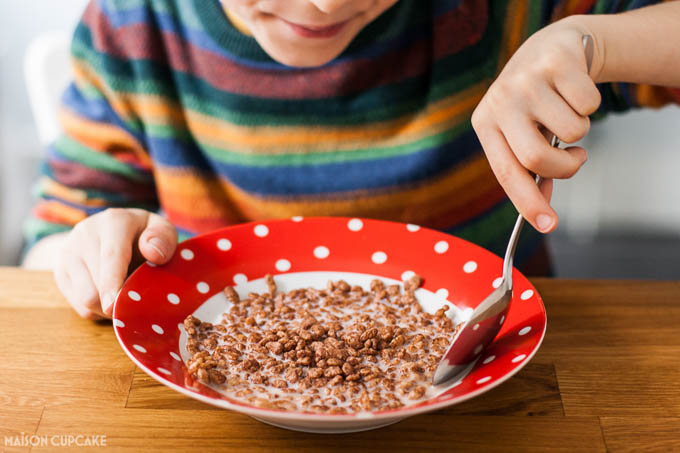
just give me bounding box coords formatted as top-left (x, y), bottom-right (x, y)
top-left (282, 19), bottom-right (350, 38)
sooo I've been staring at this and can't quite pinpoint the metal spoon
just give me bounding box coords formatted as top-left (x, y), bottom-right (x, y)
top-left (432, 34), bottom-right (594, 386)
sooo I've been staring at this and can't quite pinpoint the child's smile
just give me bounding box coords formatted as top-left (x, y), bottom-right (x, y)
top-left (221, 0), bottom-right (399, 67)
top-left (280, 17), bottom-right (352, 39)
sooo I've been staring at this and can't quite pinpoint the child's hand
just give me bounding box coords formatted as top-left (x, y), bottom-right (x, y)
top-left (54, 208), bottom-right (177, 320)
top-left (471, 20), bottom-right (601, 233)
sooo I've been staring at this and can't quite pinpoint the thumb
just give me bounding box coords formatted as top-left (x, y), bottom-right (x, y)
top-left (138, 213), bottom-right (177, 264)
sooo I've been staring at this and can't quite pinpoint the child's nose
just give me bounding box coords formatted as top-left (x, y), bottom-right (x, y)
top-left (308, 0), bottom-right (349, 15)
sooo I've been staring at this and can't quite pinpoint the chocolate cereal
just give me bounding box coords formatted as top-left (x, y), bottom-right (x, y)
top-left (184, 274), bottom-right (460, 414)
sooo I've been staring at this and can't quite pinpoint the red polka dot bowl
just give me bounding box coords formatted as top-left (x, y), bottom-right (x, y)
top-left (112, 217), bottom-right (546, 433)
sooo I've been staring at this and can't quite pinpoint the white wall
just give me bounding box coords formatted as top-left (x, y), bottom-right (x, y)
top-left (552, 105), bottom-right (680, 240)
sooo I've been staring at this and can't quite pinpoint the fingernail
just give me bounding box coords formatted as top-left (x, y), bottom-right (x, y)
top-left (536, 214), bottom-right (554, 232)
top-left (102, 292), bottom-right (116, 313)
top-left (147, 236), bottom-right (167, 259)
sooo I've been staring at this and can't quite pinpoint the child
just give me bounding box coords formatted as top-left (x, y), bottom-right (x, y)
top-left (23, 0), bottom-right (680, 320)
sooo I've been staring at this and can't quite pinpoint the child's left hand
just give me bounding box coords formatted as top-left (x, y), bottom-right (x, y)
top-left (471, 18), bottom-right (602, 233)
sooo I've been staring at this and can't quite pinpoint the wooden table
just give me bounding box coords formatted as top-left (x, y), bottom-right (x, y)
top-left (1, 268), bottom-right (679, 452)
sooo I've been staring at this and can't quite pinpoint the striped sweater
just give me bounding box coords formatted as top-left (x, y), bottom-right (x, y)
top-left (26, 0), bottom-right (679, 274)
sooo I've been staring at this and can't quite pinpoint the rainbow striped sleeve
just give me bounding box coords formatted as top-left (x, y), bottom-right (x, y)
top-left (24, 5), bottom-right (159, 248)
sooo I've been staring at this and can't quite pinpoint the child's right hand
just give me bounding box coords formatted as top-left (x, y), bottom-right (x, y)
top-left (54, 208), bottom-right (177, 320)
top-left (471, 20), bottom-right (601, 234)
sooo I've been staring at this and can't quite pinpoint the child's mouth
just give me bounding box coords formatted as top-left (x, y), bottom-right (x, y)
top-left (282, 18), bottom-right (351, 38)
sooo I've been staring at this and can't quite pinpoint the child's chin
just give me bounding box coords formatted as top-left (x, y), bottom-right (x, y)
top-left (259, 41), bottom-right (348, 68)
top-left (266, 50), bottom-right (343, 68)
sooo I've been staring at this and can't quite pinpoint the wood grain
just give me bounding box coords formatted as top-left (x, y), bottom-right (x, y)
top-left (556, 360), bottom-right (680, 417)
top-left (34, 408), bottom-right (606, 453)
top-left (531, 280), bottom-right (680, 418)
top-left (0, 309), bottom-right (134, 372)
top-left (0, 307), bottom-right (135, 410)
top-left (0, 406), bottom-right (43, 453)
top-left (1, 270), bottom-right (679, 452)
top-left (601, 417), bottom-right (680, 453)
top-left (0, 268), bottom-right (63, 308)
top-left (533, 280), bottom-right (680, 351)
top-left (0, 369), bottom-right (133, 410)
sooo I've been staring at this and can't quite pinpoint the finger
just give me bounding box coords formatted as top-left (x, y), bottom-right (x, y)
top-left (97, 210), bottom-right (139, 316)
top-left (528, 84), bottom-right (591, 144)
top-left (138, 212), bottom-right (177, 265)
top-left (65, 255), bottom-right (106, 320)
top-left (476, 123), bottom-right (558, 233)
top-left (78, 227), bottom-right (102, 304)
top-left (499, 113), bottom-right (587, 179)
top-left (553, 70), bottom-right (601, 117)
top-left (54, 261), bottom-right (78, 313)
top-left (54, 236), bottom-right (105, 320)
top-left (73, 303), bottom-right (105, 321)
top-left (539, 177), bottom-right (554, 203)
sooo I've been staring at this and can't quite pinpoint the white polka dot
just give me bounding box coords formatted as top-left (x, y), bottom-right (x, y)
top-left (254, 224), bottom-right (269, 237)
top-left (463, 261), bottom-right (478, 273)
top-left (435, 288), bottom-right (449, 299)
top-left (291, 216), bottom-right (304, 222)
top-left (434, 241), bottom-right (449, 254)
top-left (476, 376), bottom-right (491, 384)
top-left (313, 246), bottom-right (330, 259)
top-left (371, 251), bottom-right (387, 264)
top-left (113, 319), bottom-right (125, 328)
top-left (167, 293), bottom-right (180, 305)
top-left (128, 290), bottom-right (141, 301)
top-left (180, 249), bottom-right (194, 261)
top-left (472, 323), bottom-right (480, 331)
top-left (520, 289), bottom-right (534, 300)
top-left (133, 344), bottom-right (147, 353)
top-left (401, 270), bottom-right (415, 281)
top-left (483, 355), bottom-right (496, 364)
top-left (406, 224), bottom-right (420, 232)
top-left (233, 273), bottom-right (247, 285)
top-left (499, 315), bottom-right (505, 325)
top-left (275, 259), bottom-right (291, 272)
top-left (473, 344), bottom-right (483, 355)
top-left (519, 326), bottom-right (532, 336)
top-left (170, 352), bottom-right (181, 361)
top-left (217, 238), bottom-right (232, 251)
top-left (512, 354), bottom-right (527, 363)
top-left (492, 277), bottom-right (503, 288)
top-left (152, 324), bottom-right (164, 335)
top-left (196, 282), bottom-right (210, 294)
top-left (157, 367), bottom-right (171, 375)
top-left (348, 218), bottom-right (363, 231)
